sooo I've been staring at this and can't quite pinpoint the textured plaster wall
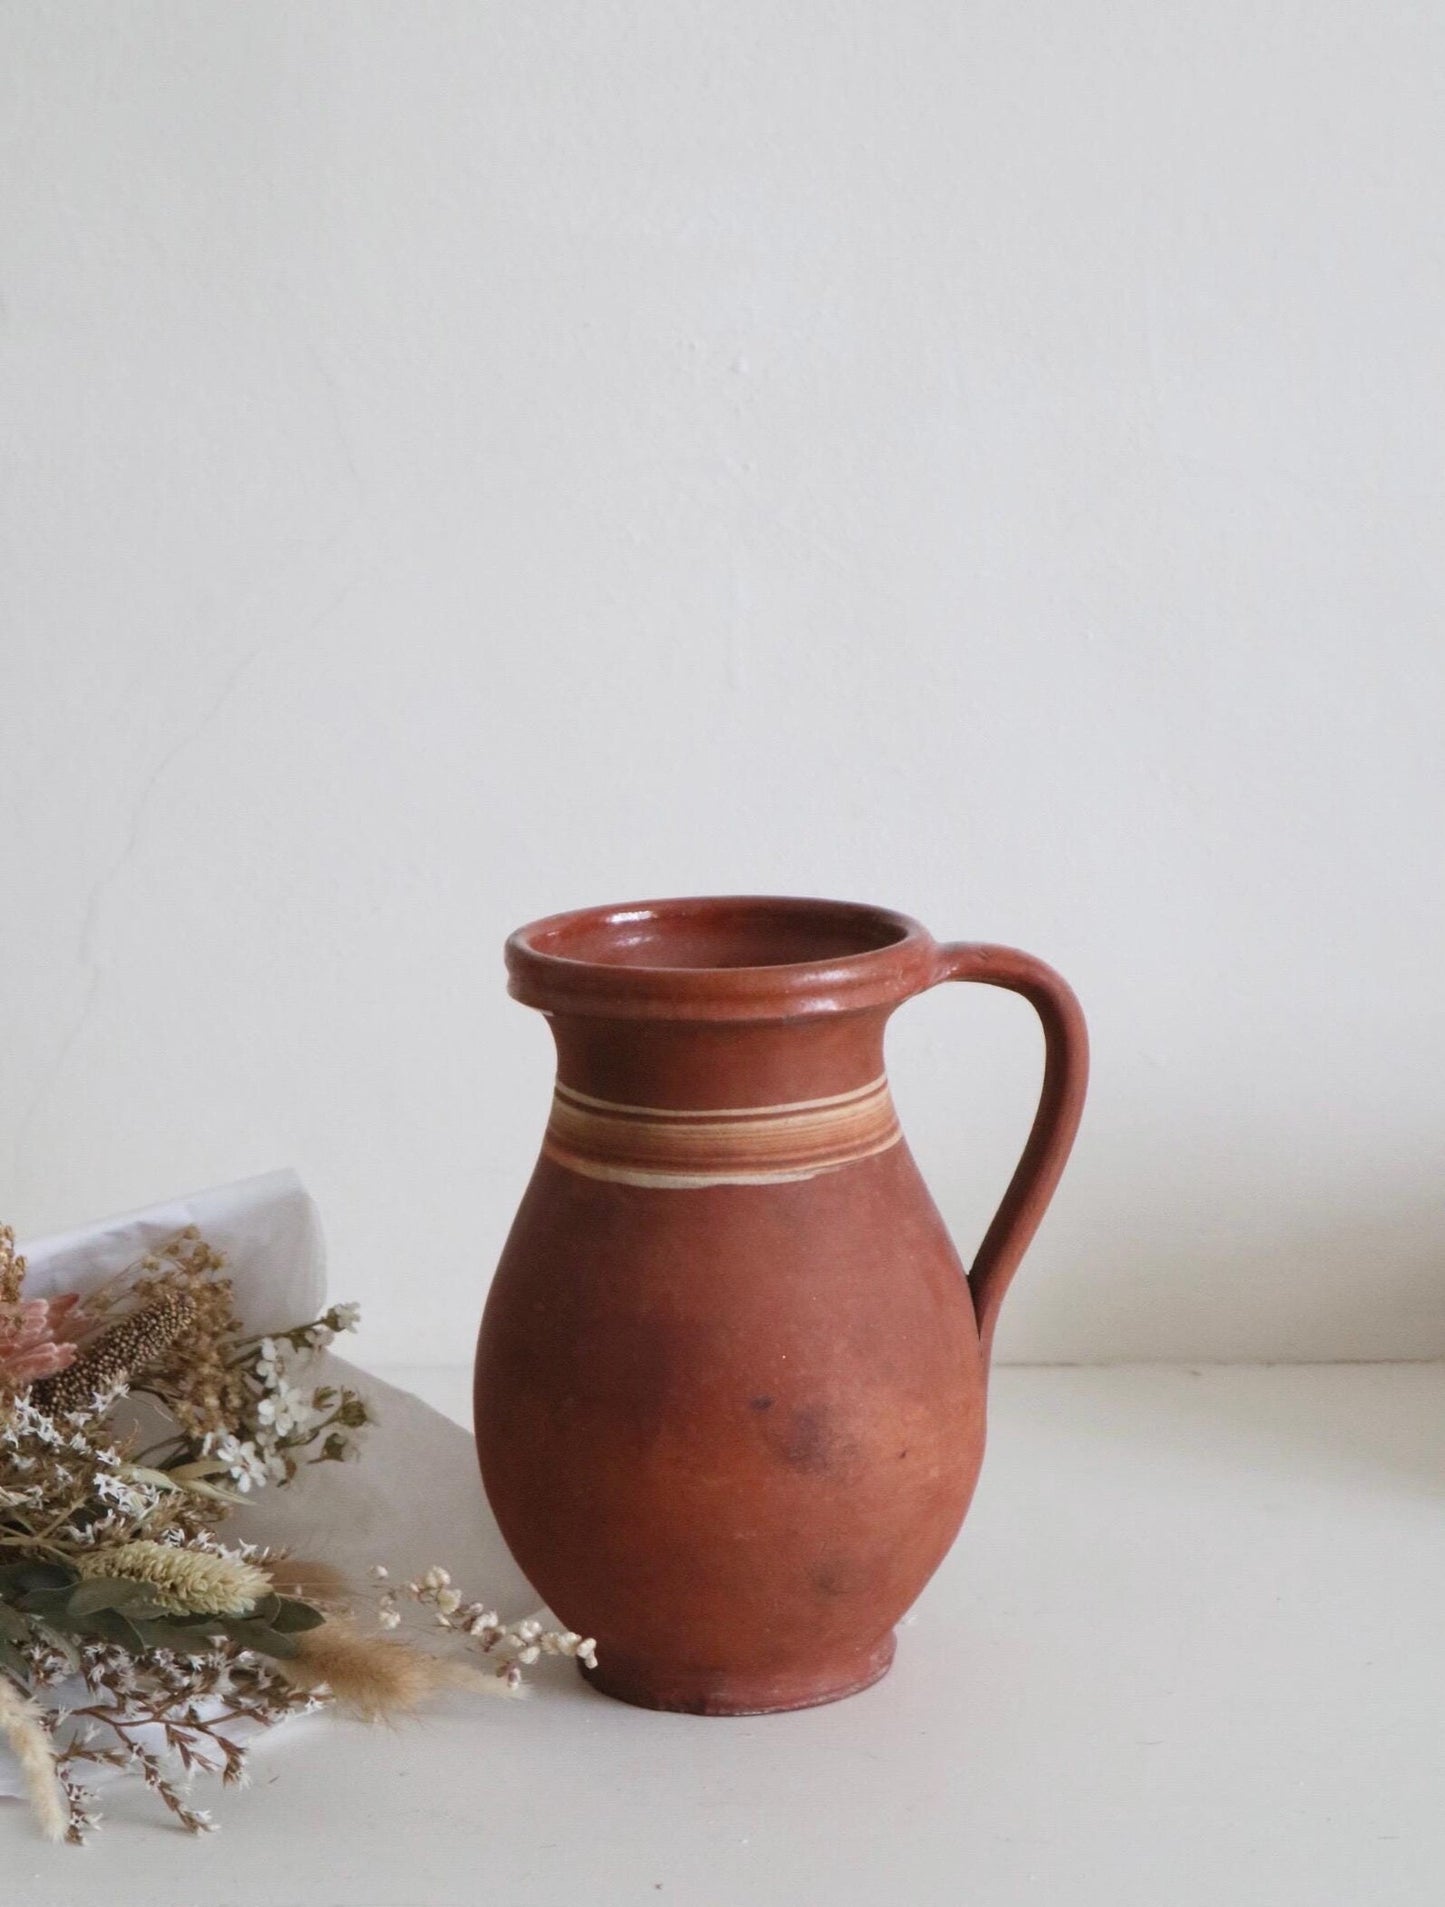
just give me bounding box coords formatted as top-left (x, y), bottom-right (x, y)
top-left (2, 4), bottom-right (1443, 1363)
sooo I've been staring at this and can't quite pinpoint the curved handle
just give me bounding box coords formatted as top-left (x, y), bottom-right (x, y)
top-left (929, 943), bottom-right (1088, 1366)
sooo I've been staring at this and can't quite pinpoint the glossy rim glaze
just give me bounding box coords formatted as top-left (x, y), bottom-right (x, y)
top-left (506, 895), bottom-right (940, 1021)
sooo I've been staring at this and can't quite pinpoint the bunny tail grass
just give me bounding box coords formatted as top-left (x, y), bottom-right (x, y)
top-left (263, 1556), bottom-right (353, 1605)
top-left (277, 1619), bottom-right (522, 1721)
top-left (0, 1675), bottom-right (67, 1843)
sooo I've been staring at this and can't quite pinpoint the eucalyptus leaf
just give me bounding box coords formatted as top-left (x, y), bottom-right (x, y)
top-left (223, 1620), bottom-right (300, 1660)
top-left (66, 1576), bottom-right (167, 1619)
top-left (14, 1587), bottom-right (76, 1621)
top-left (131, 1620), bottom-right (227, 1655)
top-left (0, 1561), bottom-right (75, 1596)
top-left (107, 1597), bottom-right (169, 1622)
top-left (269, 1598), bottom-right (326, 1634)
top-left (0, 1603), bottom-right (33, 1643)
top-left (77, 1607), bottom-right (147, 1651)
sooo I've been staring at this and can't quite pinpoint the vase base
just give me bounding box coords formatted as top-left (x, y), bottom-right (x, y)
top-left (579, 1631), bottom-right (897, 1716)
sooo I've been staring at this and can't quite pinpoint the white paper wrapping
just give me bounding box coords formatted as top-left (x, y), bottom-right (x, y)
top-left (18, 1170), bottom-right (328, 1336)
top-left (2, 1171), bottom-right (532, 1804)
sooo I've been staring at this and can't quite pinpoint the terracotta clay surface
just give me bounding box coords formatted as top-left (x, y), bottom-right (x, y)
top-left (474, 897), bottom-right (1087, 1714)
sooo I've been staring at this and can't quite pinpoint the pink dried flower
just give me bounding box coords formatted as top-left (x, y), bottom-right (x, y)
top-left (0, 1294), bottom-right (86, 1390)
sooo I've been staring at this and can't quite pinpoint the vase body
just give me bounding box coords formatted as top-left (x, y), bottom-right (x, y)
top-left (475, 897), bottom-right (1087, 1714)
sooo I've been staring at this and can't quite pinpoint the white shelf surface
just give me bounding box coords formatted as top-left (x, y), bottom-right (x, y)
top-left (5, 1362), bottom-right (1442, 1906)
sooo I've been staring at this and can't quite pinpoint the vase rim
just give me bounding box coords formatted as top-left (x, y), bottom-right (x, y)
top-left (505, 895), bottom-right (940, 1021)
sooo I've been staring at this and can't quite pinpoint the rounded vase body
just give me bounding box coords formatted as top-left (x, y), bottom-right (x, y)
top-left (475, 897), bottom-right (1086, 1714)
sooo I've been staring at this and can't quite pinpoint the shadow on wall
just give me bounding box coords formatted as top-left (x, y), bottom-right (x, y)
top-left (970, 1179), bottom-right (1445, 1366)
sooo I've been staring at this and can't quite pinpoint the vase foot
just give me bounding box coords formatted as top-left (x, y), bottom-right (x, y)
top-left (579, 1631), bottom-right (897, 1716)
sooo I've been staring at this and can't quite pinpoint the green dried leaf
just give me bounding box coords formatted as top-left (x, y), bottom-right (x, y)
top-left (0, 1560), bottom-right (75, 1597)
top-left (268, 1597), bottom-right (325, 1634)
top-left (66, 1576), bottom-right (166, 1619)
top-left (130, 1620), bottom-right (226, 1655)
top-left (13, 1586), bottom-right (75, 1622)
top-left (222, 1620), bottom-right (300, 1660)
top-left (0, 1603), bottom-right (32, 1643)
top-left (79, 1607), bottom-right (147, 1651)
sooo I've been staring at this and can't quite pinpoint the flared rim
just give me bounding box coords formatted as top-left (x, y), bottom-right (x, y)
top-left (505, 895), bottom-right (940, 1020)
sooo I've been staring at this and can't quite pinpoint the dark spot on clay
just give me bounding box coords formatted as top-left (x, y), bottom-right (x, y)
top-left (779, 1405), bottom-right (833, 1474)
top-left (754, 1401), bottom-right (862, 1477)
top-left (898, 1447), bottom-right (909, 1459)
top-left (810, 1559), bottom-right (854, 1598)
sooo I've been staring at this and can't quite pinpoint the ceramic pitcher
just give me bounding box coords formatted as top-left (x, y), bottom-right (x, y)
top-left (474, 896), bottom-right (1087, 1714)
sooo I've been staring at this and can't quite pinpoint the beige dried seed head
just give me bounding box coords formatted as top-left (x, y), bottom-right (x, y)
top-left (76, 1541), bottom-right (272, 1616)
top-left (0, 1226), bottom-right (25, 1305)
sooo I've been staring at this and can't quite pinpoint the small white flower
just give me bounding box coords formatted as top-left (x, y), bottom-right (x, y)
top-left (201, 1432), bottom-right (269, 1493)
top-left (255, 1378), bottom-right (318, 1439)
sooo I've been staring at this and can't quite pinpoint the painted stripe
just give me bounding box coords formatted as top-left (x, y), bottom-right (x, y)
top-left (542, 1077), bottom-right (900, 1188)
top-left (553, 1075), bottom-right (889, 1120)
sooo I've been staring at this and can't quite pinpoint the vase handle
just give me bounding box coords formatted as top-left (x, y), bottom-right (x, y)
top-left (928, 943), bottom-right (1089, 1366)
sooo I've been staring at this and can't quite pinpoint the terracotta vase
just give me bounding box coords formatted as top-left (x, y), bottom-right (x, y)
top-left (474, 896), bottom-right (1087, 1715)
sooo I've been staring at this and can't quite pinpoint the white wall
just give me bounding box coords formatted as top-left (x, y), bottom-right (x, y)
top-left (3, 4), bottom-right (1443, 1365)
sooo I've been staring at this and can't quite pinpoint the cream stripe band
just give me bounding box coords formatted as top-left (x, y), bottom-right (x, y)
top-left (542, 1077), bottom-right (901, 1188)
top-left (552, 1075), bottom-right (889, 1120)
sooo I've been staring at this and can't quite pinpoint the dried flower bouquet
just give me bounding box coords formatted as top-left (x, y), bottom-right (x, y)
top-left (0, 1223), bottom-right (592, 1843)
